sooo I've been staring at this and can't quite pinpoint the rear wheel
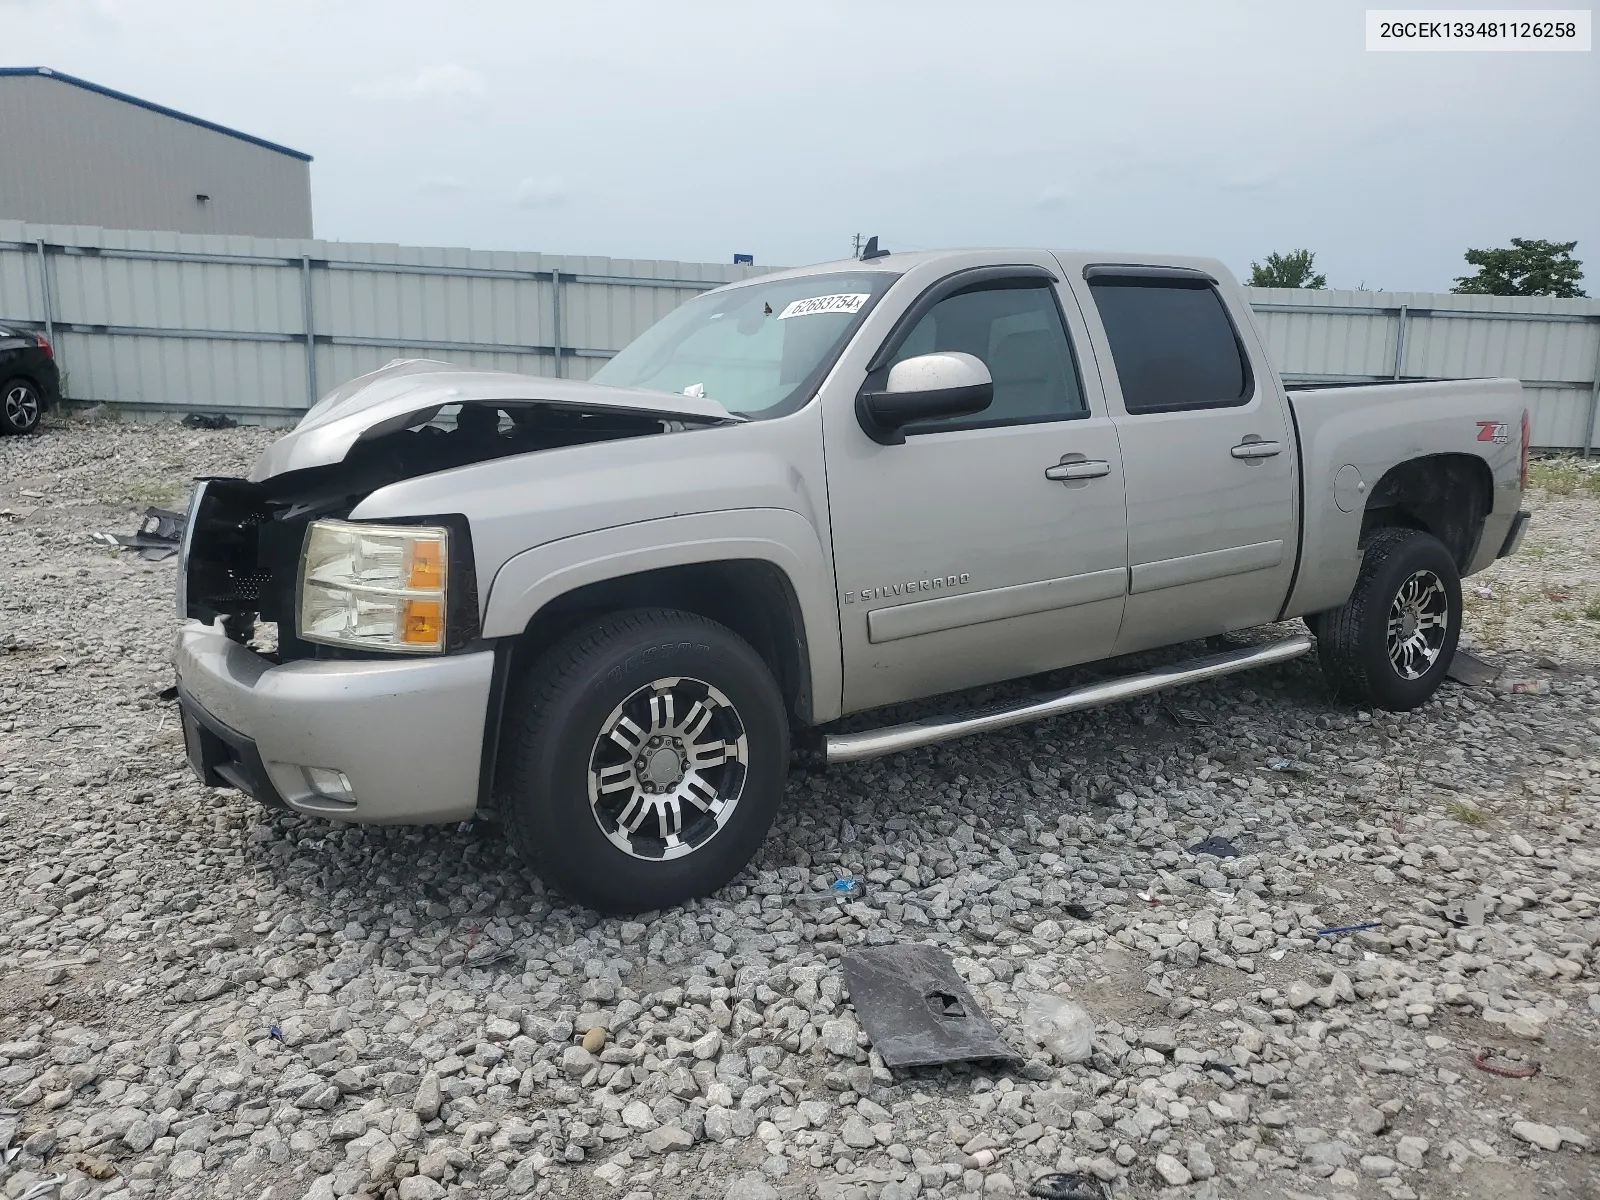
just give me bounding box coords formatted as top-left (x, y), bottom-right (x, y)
top-left (0, 378), bottom-right (42, 435)
top-left (1315, 527), bottom-right (1462, 711)
top-left (500, 608), bottom-right (789, 913)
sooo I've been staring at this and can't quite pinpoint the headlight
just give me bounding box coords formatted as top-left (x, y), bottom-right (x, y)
top-left (298, 520), bottom-right (449, 653)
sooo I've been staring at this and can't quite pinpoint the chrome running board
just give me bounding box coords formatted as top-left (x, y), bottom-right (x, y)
top-left (823, 634), bottom-right (1313, 764)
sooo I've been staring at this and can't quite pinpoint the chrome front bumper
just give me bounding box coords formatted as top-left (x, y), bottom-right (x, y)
top-left (173, 623), bottom-right (494, 824)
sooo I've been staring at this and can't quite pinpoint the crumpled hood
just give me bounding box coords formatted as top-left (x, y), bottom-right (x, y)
top-left (248, 359), bottom-right (738, 481)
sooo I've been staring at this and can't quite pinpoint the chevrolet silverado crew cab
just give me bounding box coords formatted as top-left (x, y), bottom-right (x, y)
top-left (174, 248), bottom-right (1531, 913)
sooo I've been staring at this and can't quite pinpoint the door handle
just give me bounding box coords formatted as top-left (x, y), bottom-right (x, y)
top-left (1230, 440), bottom-right (1282, 460)
top-left (1045, 459), bottom-right (1112, 482)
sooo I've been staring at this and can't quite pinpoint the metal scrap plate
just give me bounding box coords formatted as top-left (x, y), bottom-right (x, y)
top-left (842, 944), bottom-right (1021, 1069)
top-left (1446, 649), bottom-right (1500, 688)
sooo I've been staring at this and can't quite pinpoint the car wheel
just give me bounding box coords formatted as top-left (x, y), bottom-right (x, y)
top-left (500, 607), bottom-right (789, 913)
top-left (1315, 527), bottom-right (1462, 711)
top-left (0, 378), bottom-right (43, 435)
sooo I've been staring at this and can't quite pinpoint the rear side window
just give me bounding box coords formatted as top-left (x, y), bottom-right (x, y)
top-left (889, 282), bottom-right (1087, 430)
top-left (1088, 279), bottom-right (1251, 414)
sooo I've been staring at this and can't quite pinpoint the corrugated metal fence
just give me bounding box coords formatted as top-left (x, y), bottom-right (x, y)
top-left (3, 220), bottom-right (1599, 450)
top-left (0, 219), bottom-right (767, 421)
top-left (1252, 286), bottom-right (1600, 453)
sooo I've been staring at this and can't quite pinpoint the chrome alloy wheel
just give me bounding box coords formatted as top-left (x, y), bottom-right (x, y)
top-left (4, 383), bottom-right (40, 431)
top-left (1386, 568), bottom-right (1449, 680)
top-left (587, 676), bottom-right (749, 860)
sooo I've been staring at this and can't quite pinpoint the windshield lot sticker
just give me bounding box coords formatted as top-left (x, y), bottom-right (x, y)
top-left (778, 293), bottom-right (869, 319)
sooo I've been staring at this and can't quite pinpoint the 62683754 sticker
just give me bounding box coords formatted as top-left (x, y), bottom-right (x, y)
top-left (777, 293), bottom-right (869, 319)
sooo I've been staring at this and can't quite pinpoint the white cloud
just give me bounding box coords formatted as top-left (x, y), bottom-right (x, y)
top-left (514, 176), bottom-right (568, 209)
top-left (350, 63), bottom-right (486, 102)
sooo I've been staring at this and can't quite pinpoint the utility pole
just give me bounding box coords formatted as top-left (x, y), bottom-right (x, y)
top-left (851, 233), bottom-right (864, 259)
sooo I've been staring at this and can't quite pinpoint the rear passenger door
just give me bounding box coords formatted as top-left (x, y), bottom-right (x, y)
top-left (1067, 263), bottom-right (1298, 655)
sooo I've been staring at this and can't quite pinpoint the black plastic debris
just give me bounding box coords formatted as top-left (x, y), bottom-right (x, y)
top-left (1446, 649), bottom-right (1501, 688)
top-left (1163, 701), bottom-right (1212, 727)
top-left (1188, 835), bottom-right (1239, 858)
top-left (841, 944), bottom-right (1021, 1070)
top-left (181, 412), bottom-right (239, 430)
top-left (95, 506), bottom-right (186, 561)
top-left (1028, 1172), bottom-right (1105, 1200)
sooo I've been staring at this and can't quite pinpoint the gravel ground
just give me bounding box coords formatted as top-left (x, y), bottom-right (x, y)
top-left (2, 415), bottom-right (1598, 1200)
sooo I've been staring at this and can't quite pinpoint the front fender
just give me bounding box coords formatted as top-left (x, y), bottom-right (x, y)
top-left (481, 508), bottom-right (843, 722)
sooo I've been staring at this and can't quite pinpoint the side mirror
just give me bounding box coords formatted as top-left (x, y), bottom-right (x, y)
top-left (856, 352), bottom-right (993, 445)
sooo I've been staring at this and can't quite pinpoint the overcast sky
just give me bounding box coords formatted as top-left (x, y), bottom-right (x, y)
top-left (7, 0), bottom-right (1596, 290)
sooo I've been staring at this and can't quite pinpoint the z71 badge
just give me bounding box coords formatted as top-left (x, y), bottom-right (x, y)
top-left (1476, 420), bottom-right (1510, 444)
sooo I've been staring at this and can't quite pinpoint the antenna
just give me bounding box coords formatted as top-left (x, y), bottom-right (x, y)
top-left (860, 235), bottom-right (889, 261)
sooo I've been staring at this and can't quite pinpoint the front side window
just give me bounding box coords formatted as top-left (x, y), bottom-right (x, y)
top-left (1087, 278), bottom-right (1251, 414)
top-left (592, 271), bottom-right (897, 419)
top-left (888, 282), bottom-right (1087, 431)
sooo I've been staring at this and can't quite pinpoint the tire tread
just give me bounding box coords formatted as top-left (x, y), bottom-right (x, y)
top-left (499, 607), bottom-right (785, 911)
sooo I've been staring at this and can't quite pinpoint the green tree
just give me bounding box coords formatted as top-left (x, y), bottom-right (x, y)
top-left (1247, 249), bottom-right (1327, 289)
top-left (1452, 238), bottom-right (1586, 297)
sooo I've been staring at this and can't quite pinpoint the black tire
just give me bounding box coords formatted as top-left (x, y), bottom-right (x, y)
top-left (500, 607), bottom-right (789, 913)
top-left (1315, 527), bottom-right (1462, 711)
top-left (1, 378), bottom-right (43, 435)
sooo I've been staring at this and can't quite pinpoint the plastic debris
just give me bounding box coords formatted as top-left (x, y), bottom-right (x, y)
top-left (1028, 1172), bottom-right (1103, 1200)
top-left (1022, 993), bottom-right (1095, 1064)
top-left (181, 412), bottom-right (239, 429)
top-left (831, 875), bottom-right (860, 896)
top-left (841, 944), bottom-right (1021, 1069)
top-left (18, 1176), bottom-right (66, 1200)
top-left (1265, 758), bottom-right (1308, 773)
top-left (1163, 701), bottom-right (1212, 727)
top-left (1446, 649), bottom-right (1501, 688)
top-left (1188, 835), bottom-right (1240, 858)
top-left (268, 1023), bottom-right (283, 1042)
top-left (94, 506), bottom-right (186, 561)
top-left (1314, 921), bottom-right (1383, 937)
top-left (1474, 1048), bottom-right (1540, 1079)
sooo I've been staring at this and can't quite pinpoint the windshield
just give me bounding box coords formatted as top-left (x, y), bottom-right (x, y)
top-left (591, 271), bottom-right (898, 419)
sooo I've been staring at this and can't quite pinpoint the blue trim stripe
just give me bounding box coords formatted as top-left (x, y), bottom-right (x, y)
top-left (0, 67), bottom-right (312, 162)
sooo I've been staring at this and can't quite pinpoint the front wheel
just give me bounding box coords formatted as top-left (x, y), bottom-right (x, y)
top-left (1315, 527), bottom-right (1462, 711)
top-left (499, 608), bottom-right (789, 913)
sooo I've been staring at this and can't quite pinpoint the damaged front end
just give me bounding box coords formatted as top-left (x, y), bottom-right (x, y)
top-left (178, 361), bottom-right (740, 660)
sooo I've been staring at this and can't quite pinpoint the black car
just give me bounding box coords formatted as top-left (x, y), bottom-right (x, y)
top-left (0, 324), bottom-right (60, 434)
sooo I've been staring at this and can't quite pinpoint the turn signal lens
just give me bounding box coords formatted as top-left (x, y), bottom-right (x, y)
top-left (407, 539), bottom-right (444, 589)
top-left (400, 598), bottom-right (443, 645)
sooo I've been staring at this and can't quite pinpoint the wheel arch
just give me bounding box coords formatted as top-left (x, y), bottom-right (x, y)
top-left (478, 511), bottom-right (840, 779)
top-left (1360, 452), bottom-right (1493, 571)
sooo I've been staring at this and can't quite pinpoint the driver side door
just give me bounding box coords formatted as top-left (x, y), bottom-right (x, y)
top-left (822, 262), bottom-right (1130, 713)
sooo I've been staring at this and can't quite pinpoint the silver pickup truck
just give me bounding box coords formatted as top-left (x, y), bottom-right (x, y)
top-left (174, 248), bottom-right (1530, 912)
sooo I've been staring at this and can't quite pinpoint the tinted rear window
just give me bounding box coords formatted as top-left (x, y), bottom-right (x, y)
top-left (1088, 279), bottom-right (1250, 414)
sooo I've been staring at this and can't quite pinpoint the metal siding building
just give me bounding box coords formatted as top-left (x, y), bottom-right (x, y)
top-left (0, 68), bottom-right (312, 238)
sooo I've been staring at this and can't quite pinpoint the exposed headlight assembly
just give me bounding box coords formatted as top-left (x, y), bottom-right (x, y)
top-left (298, 520), bottom-right (449, 653)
